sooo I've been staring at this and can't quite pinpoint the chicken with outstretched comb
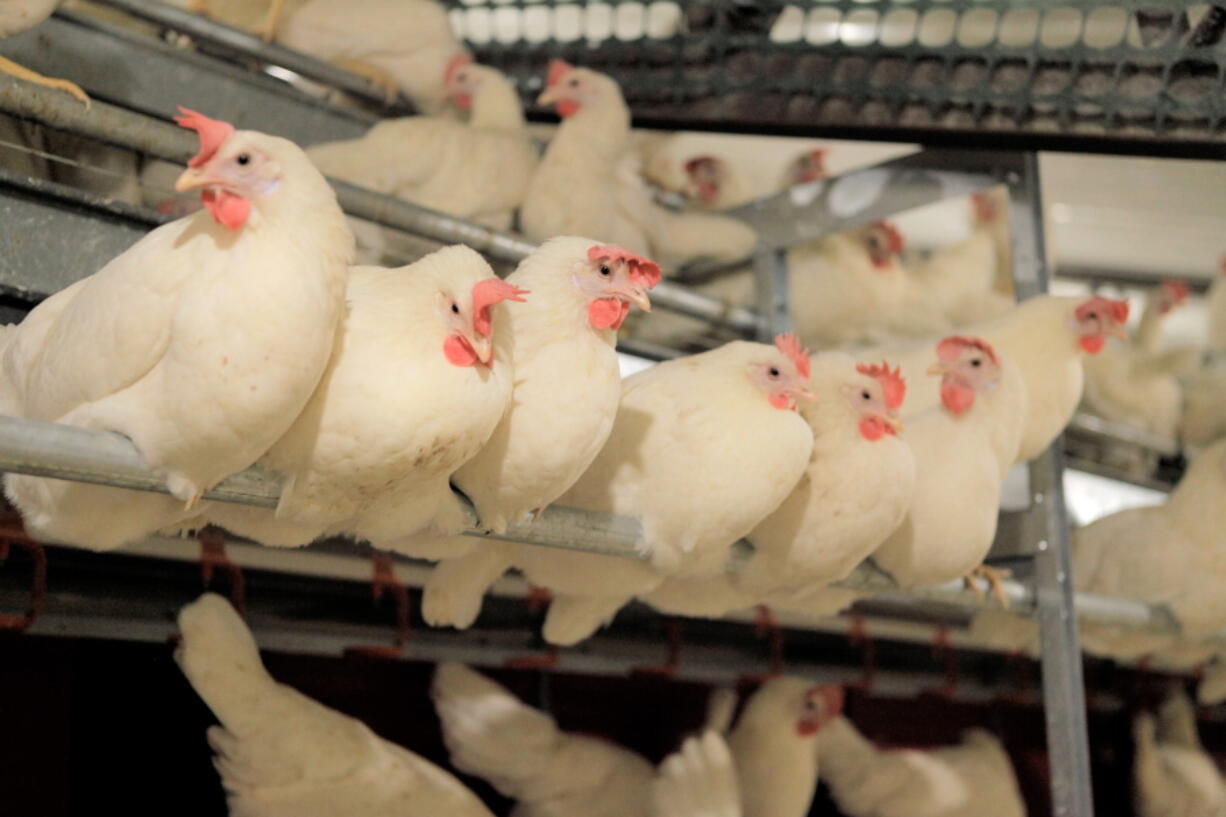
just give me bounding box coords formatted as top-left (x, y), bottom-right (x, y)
top-left (175, 595), bottom-right (497, 817)
top-left (512, 334), bottom-right (815, 646)
top-left (2, 108), bottom-right (352, 550)
top-left (205, 245), bottom-right (525, 558)
top-left (1134, 692), bottom-right (1226, 817)
top-left (858, 294), bottom-right (1129, 464)
top-left (422, 239), bottom-right (659, 630)
top-left (872, 337), bottom-right (1027, 602)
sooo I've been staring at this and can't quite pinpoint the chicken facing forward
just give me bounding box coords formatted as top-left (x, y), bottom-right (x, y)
top-left (422, 239), bottom-right (659, 629)
top-left (1134, 692), bottom-right (1226, 817)
top-left (818, 716), bottom-right (1027, 817)
top-left (206, 245), bottom-right (524, 557)
top-left (1, 1), bottom-right (89, 105)
top-left (872, 337), bottom-right (1027, 601)
top-left (3, 109), bottom-right (352, 550)
top-left (515, 335), bottom-right (815, 646)
top-left (176, 595), bottom-right (496, 817)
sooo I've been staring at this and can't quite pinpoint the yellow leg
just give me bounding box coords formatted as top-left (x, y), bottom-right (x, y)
top-left (965, 565), bottom-right (1013, 608)
top-left (331, 57), bottom-right (400, 105)
top-left (259, 0), bottom-right (287, 42)
top-left (0, 56), bottom-right (89, 108)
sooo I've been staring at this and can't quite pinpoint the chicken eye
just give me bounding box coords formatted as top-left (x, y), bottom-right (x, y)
top-left (236, 153), bottom-right (251, 166)
top-left (451, 303), bottom-right (460, 314)
top-left (971, 358), bottom-right (982, 367)
top-left (599, 264), bottom-right (611, 277)
top-left (568, 78), bottom-right (580, 87)
top-left (803, 699), bottom-right (816, 711)
top-left (769, 367), bottom-right (781, 377)
top-left (861, 390), bottom-right (871, 400)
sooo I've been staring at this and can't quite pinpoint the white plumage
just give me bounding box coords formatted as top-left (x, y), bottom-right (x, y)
top-left (1134, 693), bottom-right (1226, 817)
top-left (515, 337), bottom-right (815, 645)
top-left (3, 113), bottom-right (352, 549)
top-left (652, 731), bottom-right (743, 817)
top-left (1207, 267), bottom-right (1226, 358)
top-left (206, 245), bottom-right (522, 558)
top-left (431, 662), bottom-right (655, 817)
top-left (422, 237), bottom-right (658, 629)
top-left (175, 595), bottom-right (495, 817)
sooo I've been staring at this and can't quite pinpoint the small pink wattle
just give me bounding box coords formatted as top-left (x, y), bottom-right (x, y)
top-left (556, 100), bottom-right (581, 118)
top-left (443, 334), bottom-right (479, 367)
top-left (769, 393), bottom-right (795, 411)
top-left (940, 380), bottom-right (977, 415)
top-left (201, 189), bottom-right (251, 230)
top-left (454, 94), bottom-right (473, 109)
top-left (588, 298), bottom-right (630, 330)
top-left (1079, 335), bottom-right (1106, 355)
top-left (859, 416), bottom-right (888, 441)
top-left (796, 721), bottom-right (819, 737)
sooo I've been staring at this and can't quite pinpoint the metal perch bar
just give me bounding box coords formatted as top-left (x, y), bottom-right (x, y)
top-left (0, 76), bottom-right (759, 334)
top-left (0, 414), bottom-right (1186, 636)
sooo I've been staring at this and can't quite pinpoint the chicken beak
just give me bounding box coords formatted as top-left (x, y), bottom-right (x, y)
top-left (174, 166), bottom-right (216, 192)
top-left (607, 282), bottom-right (652, 313)
top-left (469, 333), bottom-right (494, 366)
top-left (1107, 322), bottom-right (1129, 340)
top-left (926, 361), bottom-right (951, 377)
top-left (881, 412), bottom-right (904, 434)
top-left (537, 86), bottom-right (560, 106)
top-left (788, 385), bottom-right (818, 404)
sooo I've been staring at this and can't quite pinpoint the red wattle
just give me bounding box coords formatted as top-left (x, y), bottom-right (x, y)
top-left (557, 101), bottom-right (581, 118)
top-left (796, 721), bottom-right (819, 737)
top-left (1079, 335), bottom-right (1106, 355)
top-left (769, 393), bottom-right (795, 411)
top-left (443, 334), bottom-right (479, 367)
top-left (454, 94), bottom-right (473, 109)
top-left (201, 189), bottom-right (251, 230)
top-left (940, 380), bottom-right (977, 415)
top-left (859, 417), bottom-right (886, 441)
top-left (589, 298), bottom-right (630, 330)
top-left (697, 180), bottom-right (720, 202)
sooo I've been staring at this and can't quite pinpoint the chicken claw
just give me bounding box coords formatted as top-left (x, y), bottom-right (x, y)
top-left (331, 58), bottom-right (400, 105)
top-left (0, 57), bottom-right (90, 108)
top-left (964, 565), bottom-right (1013, 608)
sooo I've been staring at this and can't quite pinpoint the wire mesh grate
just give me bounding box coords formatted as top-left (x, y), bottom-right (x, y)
top-left (444, 1), bottom-right (1226, 153)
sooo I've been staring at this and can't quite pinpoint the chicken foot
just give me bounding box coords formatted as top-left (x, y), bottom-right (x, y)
top-left (964, 565), bottom-right (1012, 608)
top-left (0, 56), bottom-right (89, 107)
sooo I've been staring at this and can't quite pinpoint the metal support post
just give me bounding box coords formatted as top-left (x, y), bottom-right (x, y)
top-left (752, 244), bottom-right (791, 340)
top-left (1011, 152), bottom-right (1095, 817)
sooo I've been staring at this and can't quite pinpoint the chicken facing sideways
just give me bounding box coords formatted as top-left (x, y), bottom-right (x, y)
top-left (307, 55), bottom-right (537, 237)
top-left (432, 664), bottom-right (841, 817)
top-left (421, 239), bottom-right (660, 629)
top-left (1072, 438), bottom-right (1226, 649)
top-left (522, 60), bottom-right (757, 270)
top-left (515, 335), bottom-right (816, 646)
top-left (1, 0), bottom-right (89, 105)
top-left (2, 109), bottom-right (353, 549)
top-left (863, 294), bottom-right (1129, 464)
top-left (818, 716), bottom-right (1027, 817)
top-left (1134, 692), bottom-right (1226, 817)
top-left (872, 337), bottom-right (1027, 602)
top-left (175, 595), bottom-right (496, 817)
top-left (206, 245), bottom-right (523, 558)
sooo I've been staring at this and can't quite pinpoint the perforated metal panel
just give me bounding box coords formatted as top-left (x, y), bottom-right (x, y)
top-left (446, 1), bottom-right (1226, 156)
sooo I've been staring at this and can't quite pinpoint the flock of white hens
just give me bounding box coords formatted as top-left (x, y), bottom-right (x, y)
top-left (4, 1), bottom-right (1226, 816)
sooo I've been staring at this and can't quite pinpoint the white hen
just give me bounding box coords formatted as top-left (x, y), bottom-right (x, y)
top-left (652, 730), bottom-right (743, 817)
top-left (175, 595), bottom-right (495, 817)
top-left (872, 337), bottom-right (1027, 598)
top-left (421, 239), bottom-right (659, 629)
top-left (818, 716), bottom-right (1027, 817)
top-left (206, 245), bottom-right (523, 557)
top-left (1134, 692), bottom-right (1226, 817)
top-left (431, 662), bottom-right (654, 817)
top-left (2, 109), bottom-right (352, 550)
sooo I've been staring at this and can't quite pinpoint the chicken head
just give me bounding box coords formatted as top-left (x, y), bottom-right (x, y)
top-left (441, 278), bottom-right (529, 366)
top-left (748, 333), bottom-right (816, 411)
top-left (850, 361), bottom-right (906, 440)
top-left (1072, 296), bottom-right (1130, 354)
top-left (537, 59), bottom-right (609, 117)
top-left (683, 155), bottom-right (728, 205)
top-left (928, 335), bottom-right (1001, 416)
top-left (862, 220), bottom-right (905, 269)
top-left (574, 244), bottom-right (660, 329)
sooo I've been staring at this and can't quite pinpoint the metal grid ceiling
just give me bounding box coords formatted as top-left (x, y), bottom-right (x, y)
top-left (445, 1), bottom-right (1226, 154)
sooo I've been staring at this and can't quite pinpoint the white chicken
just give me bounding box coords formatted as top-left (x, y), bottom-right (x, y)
top-left (514, 335), bottom-right (816, 646)
top-left (791, 221), bottom-right (913, 350)
top-left (521, 60), bottom-right (757, 271)
top-left (1, 0), bottom-right (89, 105)
top-left (1182, 368), bottom-right (1226, 449)
top-left (641, 147), bottom-right (753, 211)
top-left (862, 295), bottom-right (1130, 464)
top-left (2, 109), bottom-right (353, 550)
top-left (741, 355), bottom-right (913, 596)
top-left (306, 56), bottom-right (537, 235)
top-left (175, 595), bottom-right (496, 817)
top-left (872, 337), bottom-right (1027, 600)
top-left (205, 245), bottom-right (524, 557)
top-left (1134, 692), bottom-right (1226, 817)
top-left (1072, 438), bottom-right (1226, 643)
top-left (421, 239), bottom-right (659, 629)
top-left (431, 662), bottom-right (655, 817)
top-left (651, 730), bottom-right (743, 817)
top-left (818, 716), bottom-right (1027, 817)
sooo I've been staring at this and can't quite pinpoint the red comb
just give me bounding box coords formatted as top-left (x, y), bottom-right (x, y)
top-left (588, 245), bottom-right (662, 289)
top-left (1075, 296), bottom-right (1130, 325)
top-left (971, 191), bottom-right (998, 223)
top-left (873, 220), bottom-right (905, 255)
top-left (1161, 279), bottom-right (1190, 305)
top-left (856, 360), bottom-right (906, 412)
top-left (546, 58), bottom-right (574, 88)
top-left (684, 155), bottom-right (720, 174)
top-left (174, 107), bottom-right (235, 169)
top-left (774, 333), bottom-right (811, 380)
top-left (444, 53), bottom-right (473, 84)
top-left (472, 279), bottom-right (530, 337)
top-left (936, 336), bottom-right (999, 365)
